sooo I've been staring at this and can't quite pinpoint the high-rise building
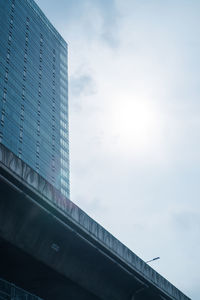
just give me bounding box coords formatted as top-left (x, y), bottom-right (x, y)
top-left (0, 0), bottom-right (69, 198)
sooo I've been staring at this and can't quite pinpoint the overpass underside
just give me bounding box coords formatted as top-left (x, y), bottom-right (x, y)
top-left (0, 174), bottom-right (160, 300)
top-left (0, 144), bottom-right (190, 300)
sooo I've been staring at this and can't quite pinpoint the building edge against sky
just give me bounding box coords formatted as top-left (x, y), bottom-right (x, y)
top-left (0, 0), bottom-right (70, 198)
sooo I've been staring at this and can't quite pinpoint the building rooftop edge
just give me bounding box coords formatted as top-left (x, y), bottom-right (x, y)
top-left (25, 0), bottom-right (68, 48)
top-left (0, 143), bottom-right (191, 300)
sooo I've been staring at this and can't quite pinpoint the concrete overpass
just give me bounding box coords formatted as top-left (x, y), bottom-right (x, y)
top-left (0, 143), bottom-right (190, 300)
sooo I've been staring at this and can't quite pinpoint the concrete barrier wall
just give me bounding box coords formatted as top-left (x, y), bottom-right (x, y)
top-left (0, 143), bottom-right (190, 300)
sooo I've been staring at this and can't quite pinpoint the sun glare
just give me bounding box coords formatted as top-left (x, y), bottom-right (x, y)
top-left (111, 98), bottom-right (160, 153)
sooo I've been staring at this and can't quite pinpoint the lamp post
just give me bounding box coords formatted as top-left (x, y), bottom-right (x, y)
top-left (146, 257), bottom-right (160, 263)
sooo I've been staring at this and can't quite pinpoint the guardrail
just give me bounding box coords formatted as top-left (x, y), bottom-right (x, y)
top-left (0, 277), bottom-right (43, 300)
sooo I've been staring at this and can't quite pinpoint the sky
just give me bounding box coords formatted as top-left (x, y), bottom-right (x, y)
top-left (35, 1), bottom-right (200, 298)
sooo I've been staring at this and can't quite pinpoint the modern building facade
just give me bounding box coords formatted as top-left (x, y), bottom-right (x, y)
top-left (0, 0), bottom-right (69, 198)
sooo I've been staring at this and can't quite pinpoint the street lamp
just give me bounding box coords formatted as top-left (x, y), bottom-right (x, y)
top-left (146, 257), bottom-right (160, 263)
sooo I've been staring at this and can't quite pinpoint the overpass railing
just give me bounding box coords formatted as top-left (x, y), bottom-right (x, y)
top-left (0, 278), bottom-right (43, 300)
